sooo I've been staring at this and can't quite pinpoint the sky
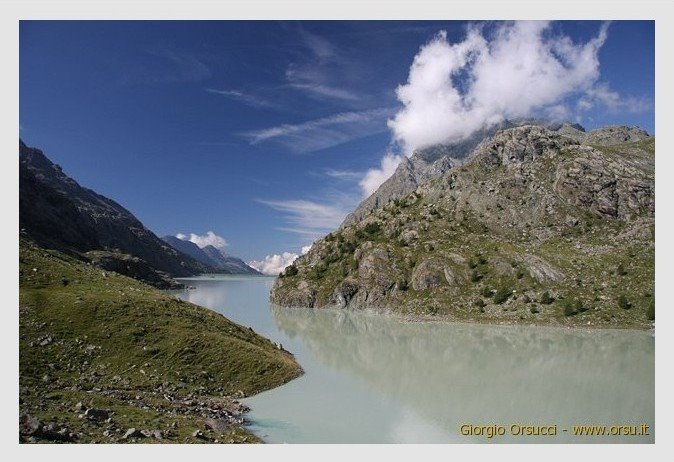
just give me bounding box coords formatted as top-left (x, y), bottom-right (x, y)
top-left (19, 21), bottom-right (654, 273)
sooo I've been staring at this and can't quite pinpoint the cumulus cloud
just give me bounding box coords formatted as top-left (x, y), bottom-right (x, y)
top-left (248, 243), bottom-right (313, 276)
top-left (389, 22), bottom-right (610, 154)
top-left (360, 21), bottom-right (618, 197)
top-left (360, 153), bottom-right (405, 197)
top-left (175, 231), bottom-right (228, 249)
top-left (248, 252), bottom-right (299, 276)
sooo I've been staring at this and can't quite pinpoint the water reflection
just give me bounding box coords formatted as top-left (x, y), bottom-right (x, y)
top-left (172, 277), bottom-right (654, 443)
top-left (269, 306), bottom-right (654, 443)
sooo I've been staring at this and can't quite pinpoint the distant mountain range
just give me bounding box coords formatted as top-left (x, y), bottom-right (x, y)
top-left (161, 235), bottom-right (260, 275)
top-left (19, 140), bottom-right (259, 287)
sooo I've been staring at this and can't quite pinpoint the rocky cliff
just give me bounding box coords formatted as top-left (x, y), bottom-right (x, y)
top-left (19, 140), bottom-right (214, 287)
top-left (271, 125), bottom-right (655, 328)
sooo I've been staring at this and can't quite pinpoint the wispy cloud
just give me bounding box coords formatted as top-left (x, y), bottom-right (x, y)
top-left (285, 82), bottom-right (359, 101)
top-left (578, 83), bottom-right (651, 113)
top-left (205, 88), bottom-right (275, 108)
top-left (324, 168), bottom-right (363, 181)
top-left (284, 29), bottom-right (362, 103)
top-left (241, 107), bottom-right (394, 153)
top-left (258, 199), bottom-right (347, 238)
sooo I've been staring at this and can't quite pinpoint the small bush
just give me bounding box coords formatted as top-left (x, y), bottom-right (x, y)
top-left (482, 287), bottom-right (494, 298)
top-left (397, 278), bottom-right (409, 291)
top-left (283, 265), bottom-right (298, 277)
top-left (474, 299), bottom-right (486, 312)
top-left (530, 305), bottom-right (540, 314)
top-left (470, 270), bottom-right (482, 283)
top-left (617, 263), bottom-right (627, 276)
top-left (493, 287), bottom-right (512, 304)
top-left (562, 299), bottom-right (578, 317)
top-left (618, 294), bottom-right (631, 310)
top-left (521, 294), bottom-right (531, 304)
top-left (364, 222), bottom-right (382, 236)
top-left (516, 269), bottom-right (525, 280)
top-left (540, 291), bottom-right (554, 305)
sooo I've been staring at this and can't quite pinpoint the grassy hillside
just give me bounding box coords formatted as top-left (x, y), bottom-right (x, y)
top-left (19, 238), bottom-right (302, 443)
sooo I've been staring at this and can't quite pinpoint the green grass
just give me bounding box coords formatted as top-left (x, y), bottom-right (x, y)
top-left (19, 239), bottom-right (302, 443)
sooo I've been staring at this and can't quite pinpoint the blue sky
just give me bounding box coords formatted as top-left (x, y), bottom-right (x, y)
top-left (20, 21), bottom-right (654, 268)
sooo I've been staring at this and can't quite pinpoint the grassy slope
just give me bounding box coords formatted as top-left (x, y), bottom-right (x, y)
top-left (19, 239), bottom-right (302, 443)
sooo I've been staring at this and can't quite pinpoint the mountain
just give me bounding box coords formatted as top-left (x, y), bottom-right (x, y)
top-left (19, 140), bottom-right (214, 287)
top-left (271, 124), bottom-right (655, 329)
top-left (161, 235), bottom-right (216, 267)
top-left (161, 236), bottom-right (262, 275)
top-left (200, 245), bottom-right (262, 275)
top-left (340, 121), bottom-right (649, 227)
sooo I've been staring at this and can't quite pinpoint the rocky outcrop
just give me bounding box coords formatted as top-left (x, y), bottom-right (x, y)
top-left (271, 124), bottom-right (654, 328)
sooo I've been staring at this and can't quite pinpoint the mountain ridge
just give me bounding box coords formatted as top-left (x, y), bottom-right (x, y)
top-left (19, 140), bottom-right (215, 287)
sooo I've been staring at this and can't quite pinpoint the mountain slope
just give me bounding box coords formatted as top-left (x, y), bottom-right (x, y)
top-left (19, 238), bottom-right (301, 443)
top-left (19, 140), bottom-right (213, 286)
top-left (201, 245), bottom-right (262, 275)
top-left (271, 125), bottom-right (654, 329)
top-left (161, 235), bottom-right (217, 267)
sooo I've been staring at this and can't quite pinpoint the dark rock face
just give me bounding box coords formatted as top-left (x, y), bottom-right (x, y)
top-left (19, 140), bottom-right (212, 283)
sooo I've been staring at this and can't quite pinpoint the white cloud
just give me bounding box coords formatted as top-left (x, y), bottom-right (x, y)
top-left (248, 244), bottom-right (313, 276)
top-left (248, 252), bottom-right (299, 276)
top-left (242, 107), bottom-right (394, 153)
top-left (176, 231), bottom-right (228, 249)
top-left (361, 21), bottom-right (623, 198)
top-left (578, 83), bottom-right (651, 113)
top-left (359, 153), bottom-right (405, 197)
top-left (205, 88), bottom-right (274, 108)
top-left (324, 168), bottom-right (362, 181)
top-left (388, 22), bottom-right (610, 155)
top-left (286, 82), bottom-right (359, 101)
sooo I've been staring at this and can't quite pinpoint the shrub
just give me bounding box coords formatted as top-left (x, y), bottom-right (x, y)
top-left (473, 299), bottom-right (486, 313)
top-left (470, 270), bottom-right (483, 283)
top-left (493, 287), bottom-right (512, 304)
top-left (516, 269), bottom-right (525, 280)
top-left (530, 305), bottom-right (540, 314)
top-left (364, 222), bottom-right (382, 236)
top-left (283, 265), bottom-right (298, 277)
top-left (562, 299), bottom-right (578, 317)
top-left (540, 291), bottom-right (554, 305)
top-left (576, 299), bottom-right (588, 313)
top-left (617, 263), bottom-right (627, 276)
top-left (482, 287), bottom-right (494, 298)
top-left (397, 278), bottom-right (409, 291)
top-left (618, 294), bottom-right (631, 310)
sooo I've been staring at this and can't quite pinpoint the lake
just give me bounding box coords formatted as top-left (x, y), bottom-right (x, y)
top-left (172, 275), bottom-right (654, 444)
